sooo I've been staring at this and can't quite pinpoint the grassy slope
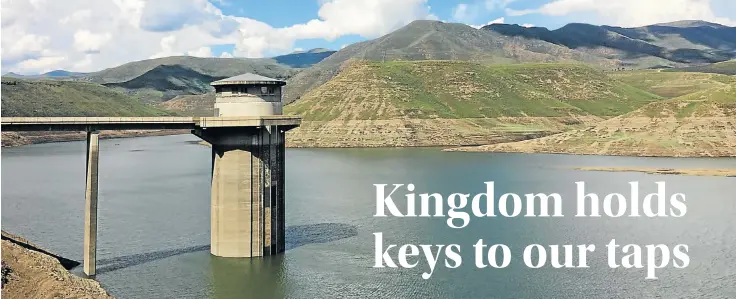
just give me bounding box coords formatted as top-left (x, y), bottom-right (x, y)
top-left (283, 61), bottom-right (661, 147)
top-left (630, 82), bottom-right (736, 118)
top-left (609, 70), bottom-right (736, 98)
top-left (286, 60), bottom-right (660, 121)
top-left (451, 83), bottom-right (736, 156)
top-left (1, 77), bottom-right (173, 117)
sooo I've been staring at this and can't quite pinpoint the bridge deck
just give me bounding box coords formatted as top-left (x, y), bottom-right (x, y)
top-left (0, 116), bottom-right (301, 131)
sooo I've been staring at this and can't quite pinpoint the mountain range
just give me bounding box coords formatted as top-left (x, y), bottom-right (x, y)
top-left (483, 20), bottom-right (736, 66)
top-left (2, 19), bottom-right (735, 151)
top-left (284, 20), bottom-right (735, 103)
top-left (4, 19), bottom-right (734, 106)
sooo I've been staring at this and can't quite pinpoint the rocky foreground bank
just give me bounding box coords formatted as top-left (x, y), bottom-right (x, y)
top-left (1, 231), bottom-right (113, 299)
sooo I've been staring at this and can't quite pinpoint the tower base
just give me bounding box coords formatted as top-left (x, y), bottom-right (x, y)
top-left (196, 126), bottom-right (286, 258)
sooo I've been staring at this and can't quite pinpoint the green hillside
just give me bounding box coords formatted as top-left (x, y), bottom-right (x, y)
top-left (283, 61), bottom-right (661, 148)
top-left (286, 60), bottom-right (660, 121)
top-left (1, 77), bottom-right (173, 117)
top-left (631, 82), bottom-right (736, 118)
top-left (609, 70), bottom-right (736, 98)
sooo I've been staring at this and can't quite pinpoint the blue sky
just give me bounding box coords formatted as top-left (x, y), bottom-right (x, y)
top-left (2, 0), bottom-right (735, 74)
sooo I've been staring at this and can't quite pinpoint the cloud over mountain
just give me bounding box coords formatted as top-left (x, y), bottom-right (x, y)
top-left (3, 0), bottom-right (734, 75)
top-left (1, 0), bottom-right (436, 74)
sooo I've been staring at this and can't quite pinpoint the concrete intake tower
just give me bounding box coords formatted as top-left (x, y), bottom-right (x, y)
top-left (194, 73), bottom-right (293, 257)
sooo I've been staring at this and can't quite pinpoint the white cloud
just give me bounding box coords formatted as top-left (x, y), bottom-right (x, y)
top-left (113, 0), bottom-right (146, 28)
top-left (506, 0), bottom-right (736, 27)
top-left (521, 23), bottom-right (534, 27)
top-left (2, 0), bottom-right (437, 74)
top-left (187, 46), bottom-right (213, 57)
top-left (2, 33), bottom-right (50, 63)
top-left (489, 17), bottom-right (506, 25)
top-left (231, 0), bottom-right (435, 57)
top-left (74, 30), bottom-right (112, 53)
top-left (219, 52), bottom-right (234, 58)
top-left (470, 17), bottom-right (505, 29)
top-left (150, 35), bottom-right (182, 58)
top-left (340, 44), bottom-right (348, 49)
top-left (293, 47), bottom-right (304, 52)
top-left (17, 56), bottom-right (66, 73)
top-left (60, 9), bottom-right (92, 24)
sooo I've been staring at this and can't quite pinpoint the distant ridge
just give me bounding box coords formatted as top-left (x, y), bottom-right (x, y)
top-left (103, 65), bottom-right (224, 103)
top-left (2, 70), bottom-right (88, 80)
top-left (274, 48), bottom-right (337, 68)
top-left (652, 20), bottom-right (729, 28)
top-left (483, 20), bottom-right (736, 67)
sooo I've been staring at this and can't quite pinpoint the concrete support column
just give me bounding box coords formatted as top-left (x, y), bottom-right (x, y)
top-left (208, 127), bottom-right (285, 258)
top-left (210, 146), bottom-right (260, 257)
top-left (83, 130), bottom-right (99, 277)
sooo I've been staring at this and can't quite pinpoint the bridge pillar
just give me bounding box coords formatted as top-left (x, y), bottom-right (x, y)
top-left (196, 126), bottom-right (286, 257)
top-left (83, 130), bottom-right (99, 277)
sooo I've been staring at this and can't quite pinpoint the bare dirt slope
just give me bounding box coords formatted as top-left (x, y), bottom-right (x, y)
top-left (1, 231), bottom-right (113, 299)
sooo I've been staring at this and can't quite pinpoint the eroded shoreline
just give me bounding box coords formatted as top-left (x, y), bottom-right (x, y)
top-left (1, 231), bottom-right (113, 299)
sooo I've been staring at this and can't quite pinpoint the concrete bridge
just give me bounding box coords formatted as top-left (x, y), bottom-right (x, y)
top-left (1, 115), bottom-right (301, 277)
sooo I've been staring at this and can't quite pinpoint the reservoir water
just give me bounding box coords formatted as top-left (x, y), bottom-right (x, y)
top-left (2, 134), bottom-right (735, 298)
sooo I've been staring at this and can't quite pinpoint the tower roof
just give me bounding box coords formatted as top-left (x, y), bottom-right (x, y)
top-left (210, 73), bottom-right (286, 86)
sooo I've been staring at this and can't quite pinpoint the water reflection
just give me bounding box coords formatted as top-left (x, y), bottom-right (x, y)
top-left (210, 223), bottom-right (357, 299)
top-left (209, 255), bottom-right (286, 299)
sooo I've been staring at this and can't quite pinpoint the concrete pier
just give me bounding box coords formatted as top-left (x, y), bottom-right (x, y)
top-left (83, 130), bottom-right (99, 277)
top-left (194, 125), bottom-right (290, 258)
top-left (208, 127), bottom-right (286, 257)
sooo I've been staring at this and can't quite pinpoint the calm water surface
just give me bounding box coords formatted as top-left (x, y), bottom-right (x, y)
top-left (2, 135), bottom-right (735, 298)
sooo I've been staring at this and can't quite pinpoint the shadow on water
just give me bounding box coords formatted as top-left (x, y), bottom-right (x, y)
top-left (285, 222), bottom-right (358, 250)
top-left (93, 223), bottom-right (357, 275)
